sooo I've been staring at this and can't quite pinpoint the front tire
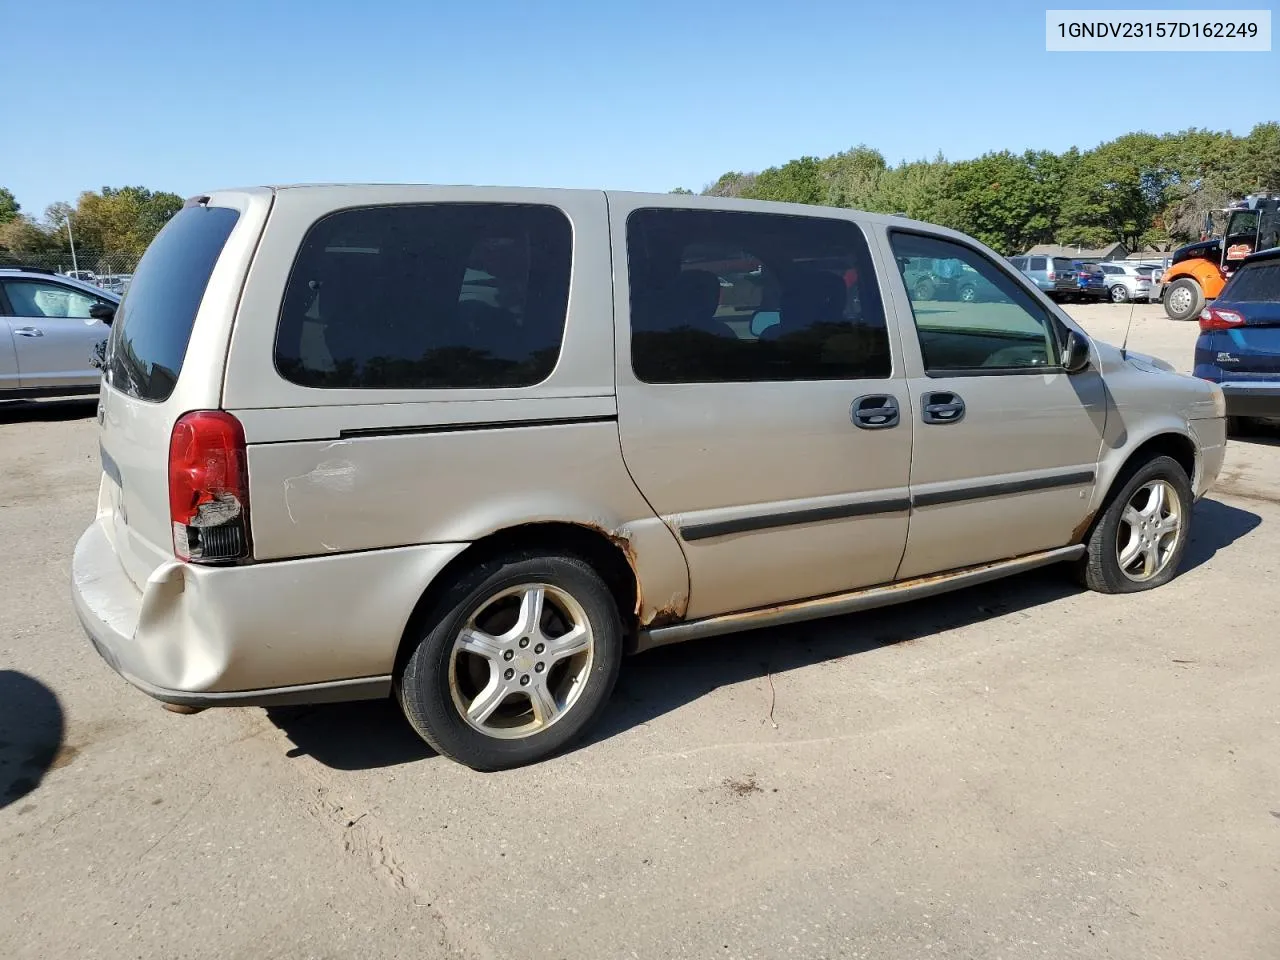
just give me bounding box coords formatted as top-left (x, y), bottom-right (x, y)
top-left (1110, 283), bottom-right (1130, 303)
top-left (1163, 278), bottom-right (1204, 321)
top-left (1076, 456), bottom-right (1193, 594)
top-left (396, 551), bottom-right (624, 770)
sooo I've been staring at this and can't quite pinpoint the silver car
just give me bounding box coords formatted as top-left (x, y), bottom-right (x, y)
top-left (1098, 262), bottom-right (1159, 303)
top-left (71, 186), bottom-right (1227, 770)
top-left (0, 267), bottom-right (118, 398)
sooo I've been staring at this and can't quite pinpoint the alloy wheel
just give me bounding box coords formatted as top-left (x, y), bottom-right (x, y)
top-left (448, 583), bottom-right (594, 739)
top-left (1115, 480), bottom-right (1182, 582)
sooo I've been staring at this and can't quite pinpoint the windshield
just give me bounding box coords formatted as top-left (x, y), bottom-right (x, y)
top-left (104, 205), bottom-right (239, 402)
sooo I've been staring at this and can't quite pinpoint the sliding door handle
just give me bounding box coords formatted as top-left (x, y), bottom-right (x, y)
top-left (852, 394), bottom-right (900, 429)
top-left (921, 392), bottom-right (965, 424)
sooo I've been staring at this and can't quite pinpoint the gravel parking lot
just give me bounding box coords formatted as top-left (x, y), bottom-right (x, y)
top-left (2, 303), bottom-right (1278, 960)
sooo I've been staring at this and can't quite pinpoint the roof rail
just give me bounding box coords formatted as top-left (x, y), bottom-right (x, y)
top-left (0, 264), bottom-right (56, 275)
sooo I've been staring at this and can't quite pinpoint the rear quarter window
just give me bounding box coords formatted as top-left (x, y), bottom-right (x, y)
top-left (274, 203), bottom-right (572, 390)
top-left (105, 205), bottom-right (240, 402)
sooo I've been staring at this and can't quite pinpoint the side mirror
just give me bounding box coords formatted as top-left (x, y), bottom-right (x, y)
top-left (89, 302), bottom-right (115, 325)
top-left (1063, 329), bottom-right (1090, 373)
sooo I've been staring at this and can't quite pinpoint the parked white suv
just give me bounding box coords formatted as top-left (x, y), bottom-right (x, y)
top-left (72, 186), bottom-right (1226, 769)
top-left (1098, 262), bottom-right (1159, 303)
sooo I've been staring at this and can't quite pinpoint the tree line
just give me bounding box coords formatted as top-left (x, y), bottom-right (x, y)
top-left (0, 186), bottom-right (184, 269)
top-left (674, 123), bottom-right (1280, 256)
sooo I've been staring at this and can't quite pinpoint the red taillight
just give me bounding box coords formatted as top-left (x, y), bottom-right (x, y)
top-left (168, 410), bottom-right (250, 563)
top-left (1198, 306), bottom-right (1246, 332)
top-left (1047, 271), bottom-right (1056, 280)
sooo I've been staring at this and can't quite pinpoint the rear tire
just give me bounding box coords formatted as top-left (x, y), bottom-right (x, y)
top-left (1163, 278), bottom-right (1204, 321)
top-left (396, 551), bottom-right (624, 771)
top-left (1074, 456), bottom-right (1193, 594)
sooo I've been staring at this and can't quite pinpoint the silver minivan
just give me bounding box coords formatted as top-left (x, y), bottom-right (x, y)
top-left (1008, 255), bottom-right (1079, 299)
top-left (72, 186), bottom-right (1227, 770)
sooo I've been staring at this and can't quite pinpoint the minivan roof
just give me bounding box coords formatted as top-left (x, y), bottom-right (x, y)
top-left (197, 183), bottom-right (959, 239)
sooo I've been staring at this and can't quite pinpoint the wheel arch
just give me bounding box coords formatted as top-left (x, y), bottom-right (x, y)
top-left (1077, 430), bottom-right (1198, 544)
top-left (1162, 259), bottom-right (1225, 299)
top-left (394, 521), bottom-right (646, 674)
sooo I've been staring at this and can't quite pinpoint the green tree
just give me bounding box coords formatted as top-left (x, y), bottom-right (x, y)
top-left (818, 146), bottom-right (887, 210)
top-left (703, 171), bottom-right (757, 198)
top-left (0, 187), bottom-right (18, 224)
top-left (0, 216), bottom-right (60, 262)
top-left (941, 151), bottom-right (1059, 254)
top-left (744, 156), bottom-right (825, 205)
top-left (867, 154), bottom-right (953, 224)
top-left (695, 123), bottom-right (1277, 252)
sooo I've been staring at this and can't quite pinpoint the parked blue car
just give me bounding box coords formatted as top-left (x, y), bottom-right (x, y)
top-left (1071, 261), bottom-right (1109, 301)
top-left (1193, 246), bottom-right (1280, 428)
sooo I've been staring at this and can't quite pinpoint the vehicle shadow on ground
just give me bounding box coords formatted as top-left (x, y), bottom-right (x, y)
top-left (267, 496), bottom-right (1259, 771)
top-left (1181, 497), bottom-right (1261, 571)
top-left (1230, 425), bottom-right (1280, 448)
top-left (0, 671), bottom-right (65, 809)
top-left (0, 398), bottom-right (98, 424)
top-left (267, 699), bottom-right (436, 771)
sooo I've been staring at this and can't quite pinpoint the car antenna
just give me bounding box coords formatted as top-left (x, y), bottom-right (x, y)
top-left (1120, 298), bottom-right (1136, 359)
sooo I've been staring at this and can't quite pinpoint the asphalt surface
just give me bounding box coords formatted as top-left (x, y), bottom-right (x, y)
top-left (2, 302), bottom-right (1278, 959)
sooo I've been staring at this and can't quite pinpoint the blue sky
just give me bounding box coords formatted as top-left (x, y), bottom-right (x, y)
top-left (3, 0), bottom-right (1277, 215)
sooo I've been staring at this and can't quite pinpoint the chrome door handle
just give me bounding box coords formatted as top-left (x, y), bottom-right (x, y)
top-left (14, 327), bottom-right (44, 337)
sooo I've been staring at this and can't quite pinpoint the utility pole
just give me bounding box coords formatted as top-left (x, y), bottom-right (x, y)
top-left (65, 212), bottom-right (79, 276)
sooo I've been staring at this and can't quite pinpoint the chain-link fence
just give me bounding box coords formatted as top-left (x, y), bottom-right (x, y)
top-left (0, 251), bottom-right (140, 294)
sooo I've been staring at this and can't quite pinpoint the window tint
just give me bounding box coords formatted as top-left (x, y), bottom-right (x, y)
top-left (1010, 257), bottom-right (1027, 270)
top-left (275, 204), bottom-right (571, 390)
top-left (105, 205), bottom-right (239, 402)
top-left (2, 280), bottom-right (101, 318)
top-left (1029, 257), bottom-right (1047, 270)
top-left (1223, 259), bottom-right (1280, 301)
top-left (890, 232), bottom-right (1060, 373)
top-left (626, 208), bottom-right (888, 383)
top-left (1052, 258), bottom-right (1074, 273)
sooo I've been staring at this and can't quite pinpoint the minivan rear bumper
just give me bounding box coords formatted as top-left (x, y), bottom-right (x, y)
top-left (71, 518), bottom-right (468, 707)
top-left (1220, 382), bottom-right (1280, 419)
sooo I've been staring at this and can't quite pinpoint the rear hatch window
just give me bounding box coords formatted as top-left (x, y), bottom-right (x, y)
top-left (1223, 260), bottom-right (1280, 302)
top-left (104, 205), bottom-right (240, 402)
top-left (1052, 258), bottom-right (1074, 275)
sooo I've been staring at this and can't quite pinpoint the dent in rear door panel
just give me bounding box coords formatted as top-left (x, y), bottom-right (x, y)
top-left (243, 415), bottom-right (692, 628)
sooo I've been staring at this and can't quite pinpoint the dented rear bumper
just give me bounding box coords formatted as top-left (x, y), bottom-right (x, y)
top-left (71, 518), bottom-right (467, 707)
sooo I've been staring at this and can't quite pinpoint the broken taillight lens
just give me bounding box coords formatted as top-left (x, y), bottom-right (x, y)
top-left (168, 410), bottom-right (251, 563)
top-left (1199, 307), bottom-right (1247, 331)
